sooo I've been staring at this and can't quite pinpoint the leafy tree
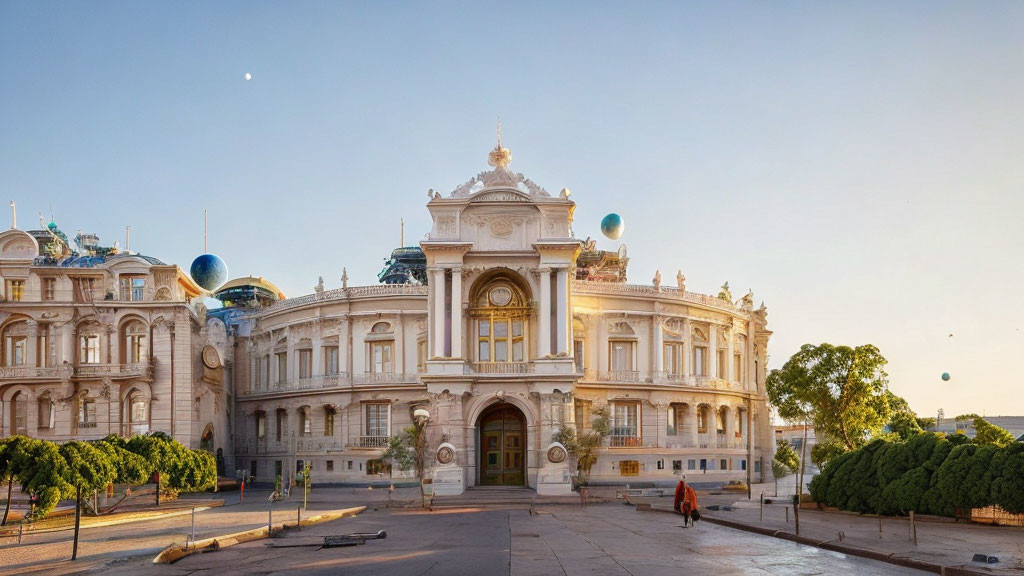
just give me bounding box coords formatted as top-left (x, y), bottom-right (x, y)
top-left (381, 415), bottom-right (429, 507)
top-left (124, 432), bottom-right (215, 503)
top-left (915, 417), bottom-right (937, 431)
top-left (553, 406), bottom-right (610, 484)
top-left (885, 392), bottom-right (924, 440)
top-left (989, 443), bottom-right (1024, 514)
top-left (0, 436), bottom-right (31, 526)
top-left (767, 343), bottom-right (893, 467)
top-left (954, 413), bottom-right (980, 422)
top-left (59, 441), bottom-right (116, 560)
top-left (972, 418), bottom-right (1015, 448)
top-left (13, 438), bottom-right (68, 520)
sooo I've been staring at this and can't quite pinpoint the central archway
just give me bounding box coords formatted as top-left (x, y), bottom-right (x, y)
top-left (477, 403), bottom-right (526, 486)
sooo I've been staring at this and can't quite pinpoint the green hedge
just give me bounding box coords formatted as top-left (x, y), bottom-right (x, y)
top-left (810, 433), bottom-right (1024, 517)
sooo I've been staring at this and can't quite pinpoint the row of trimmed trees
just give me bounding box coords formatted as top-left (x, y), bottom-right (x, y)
top-left (809, 430), bottom-right (1024, 517)
top-left (0, 432), bottom-right (216, 560)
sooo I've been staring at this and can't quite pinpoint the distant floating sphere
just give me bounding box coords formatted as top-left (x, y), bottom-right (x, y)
top-left (244, 72), bottom-right (252, 81)
top-left (941, 372), bottom-right (951, 381)
top-left (190, 254), bottom-right (228, 291)
top-left (601, 213), bottom-right (624, 240)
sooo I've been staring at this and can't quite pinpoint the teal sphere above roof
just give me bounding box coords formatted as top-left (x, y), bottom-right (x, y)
top-left (190, 253), bottom-right (228, 291)
top-left (941, 372), bottom-right (950, 381)
top-left (601, 213), bottom-right (624, 240)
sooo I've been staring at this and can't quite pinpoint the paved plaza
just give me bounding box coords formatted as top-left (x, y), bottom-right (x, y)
top-left (0, 487), bottom-right (932, 576)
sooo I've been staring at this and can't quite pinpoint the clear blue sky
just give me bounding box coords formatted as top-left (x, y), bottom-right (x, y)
top-left (3, 2), bottom-right (1023, 416)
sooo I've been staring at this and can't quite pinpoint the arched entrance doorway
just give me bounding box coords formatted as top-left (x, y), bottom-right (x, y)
top-left (478, 403), bottom-right (526, 486)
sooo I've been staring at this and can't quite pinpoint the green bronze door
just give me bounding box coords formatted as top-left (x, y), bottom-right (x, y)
top-left (479, 404), bottom-right (526, 486)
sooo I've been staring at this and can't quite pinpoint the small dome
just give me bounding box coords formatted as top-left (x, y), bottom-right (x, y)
top-left (213, 276), bottom-right (285, 307)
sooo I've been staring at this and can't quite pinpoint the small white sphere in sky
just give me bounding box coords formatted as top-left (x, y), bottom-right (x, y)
top-left (244, 72), bottom-right (252, 81)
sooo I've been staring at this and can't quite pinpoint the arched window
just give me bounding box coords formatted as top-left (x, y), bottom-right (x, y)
top-left (77, 322), bottom-right (102, 365)
top-left (471, 279), bottom-right (530, 365)
top-left (37, 393), bottom-right (54, 430)
top-left (122, 320), bottom-right (147, 364)
top-left (124, 389), bottom-right (149, 435)
top-left (366, 322), bottom-right (394, 375)
top-left (2, 320), bottom-right (29, 367)
top-left (10, 391), bottom-right (28, 435)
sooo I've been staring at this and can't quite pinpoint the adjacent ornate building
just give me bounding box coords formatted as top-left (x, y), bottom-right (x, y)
top-left (2, 139), bottom-right (775, 493)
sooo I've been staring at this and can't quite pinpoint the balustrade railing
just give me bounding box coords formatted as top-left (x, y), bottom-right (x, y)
top-left (260, 284), bottom-right (428, 314)
top-left (473, 362), bottom-right (532, 374)
top-left (570, 280), bottom-right (742, 313)
top-left (241, 372), bottom-right (419, 396)
top-left (0, 365), bottom-right (65, 379)
top-left (347, 435), bottom-right (389, 449)
top-left (74, 361), bottom-right (153, 379)
top-left (609, 435), bottom-right (643, 447)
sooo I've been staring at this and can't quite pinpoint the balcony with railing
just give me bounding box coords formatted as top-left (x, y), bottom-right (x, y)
top-left (609, 435), bottom-right (643, 448)
top-left (352, 372), bottom-right (419, 386)
top-left (472, 362), bottom-right (533, 375)
top-left (74, 361), bottom-right (153, 381)
top-left (346, 435), bottom-right (390, 449)
top-left (584, 369), bottom-right (643, 383)
top-left (296, 438), bottom-right (343, 452)
top-left (240, 372), bottom-right (419, 397)
top-left (0, 365), bottom-right (66, 380)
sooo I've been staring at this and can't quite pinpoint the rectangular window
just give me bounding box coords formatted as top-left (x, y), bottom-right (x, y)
top-left (573, 339), bottom-right (585, 373)
top-left (276, 410), bottom-right (286, 441)
top-left (667, 404), bottom-right (677, 436)
top-left (80, 335), bottom-right (100, 364)
top-left (694, 347), bottom-right (706, 376)
top-left (42, 278), bottom-right (56, 301)
top-left (574, 399), bottom-right (591, 432)
top-left (734, 354), bottom-right (742, 382)
top-left (672, 460), bottom-right (682, 473)
top-left (699, 458), bottom-right (707, 471)
top-left (664, 343), bottom-right (683, 375)
top-left (619, 460), bottom-right (639, 476)
top-left (275, 460), bottom-right (282, 478)
top-left (609, 340), bottom-right (636, 372)
top-left (324, 346), bottom-right (339, 375)
top-left (257, 413), bottom-right (266, 438)
top-left (119, 276), bottom-right (145, 301)
top-left (276, 353), bottom-right (287, 383)
top-left (78, 399), bottom-right (97, 427)
top-left (493, 321), bottom-right (507, 362)
top-left (324, 410), bottom-right (335, 436)
top-left (263, 355), bottom-right (270, 386)
top-left (250, 460), bottom-right (258, 479)
top-left (721, 458), bottom-right (728, 470)
top-left (755, 460), bottom-right (762, 473)
top-left (610, 401), bottom-right (640, 446)
top-left (326, 460), bottom-right (334, 472)
top-left (347, 460), bottom-right (353, 470)
top-left (127, 333), bottom-right (145, 364)
top-left (741, 459), bottom-right (747, 471)
top-left (298, 349), bottom-right (312, 379)
top-left (687, 459), bottom-right (696, 471)
top-left (38, 398), bottom-right (54, 429)
top-left (301, 411), bottom-right (311, 436)
top-left (365, 403), bottom-right (390, 438)
top-left (370, 342), bottom-right (393, 374)
top-left (717, 350), bottom-right (726, 378)
top-left (5, 280), bottom-right (25, 302)
top-left (5, 336), bottom-right (26, 367)
top-left (417, 339), bottom-right (427, 371)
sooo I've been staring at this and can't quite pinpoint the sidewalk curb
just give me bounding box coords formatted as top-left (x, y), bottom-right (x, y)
top-left (642, 505), bottom-right (995, 576)
top-left (0, 504), bottom-right (220, 537)
top-left (152, 505), bottom-right (366, 564)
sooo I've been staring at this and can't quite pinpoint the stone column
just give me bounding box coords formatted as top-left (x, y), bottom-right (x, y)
top-left (312, 330), bottom-right (323, 378)
top-left (555, 268), bottom-right (568, 354)
top-left (25, 391), bottom-right (38, 436)
top-left (709, 324), bottom-right (718, 379)
top-left (395, 313), bottom-right (406, 373)
top-left (688, 405), bottom-right (699, 447)
top-left (682, 318), bottom-right (691, 376)
top-left (652, 316), bottom-right (663, 374)
top-left (0, 399), bottom-right (8, 436)
top-left (286, 328), bottom-right (296, 383)
top-left (724, 406), bottom-right (735, 446)
top-left (709, 404), bottom-right (718, 449)
top-left (538, 269), bottom-right (551, 357)
top-left (108, 326), bottom-right (119, 365)
top-left (726, 326), bottom-right (735, 382)
top-left (596, 315), bottom-right (608, 374)
top-left (432, 269), bottom-right (446, 357)
top-left (451, 268), bottom-right (462, 359)
top-left (340, 315), bottom-right (351, 376)
top-left (746, 320), bottom-right (757, 391)
top-left (60, 323), bottom-right (74, 365)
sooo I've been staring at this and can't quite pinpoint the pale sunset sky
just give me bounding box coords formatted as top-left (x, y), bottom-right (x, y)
top-left (2, 2), bottom-right (1022, 416)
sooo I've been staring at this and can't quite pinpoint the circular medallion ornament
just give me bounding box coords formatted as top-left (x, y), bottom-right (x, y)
top-left (489, 286), bottom-right (513, 307)
top-left (202, 346), bottom-right (221, 369)
top-left (547, 444), bottom-right (568, 464)
top-left (436, 444), bottom-right (455, 465)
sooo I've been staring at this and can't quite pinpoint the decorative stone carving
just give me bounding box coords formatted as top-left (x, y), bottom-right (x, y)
top-left (677, 270), bottom-right (686, 292)
top-left (488, 218), bottom-right (514, 237)
top-left (546, 443), bottom-right (568, 464)
top-left (437, 216), bottom-right (456, 237)
top-left (652, 270), bottom-right (661, 290)
top-left (436, 442), bottom-right (456, 465)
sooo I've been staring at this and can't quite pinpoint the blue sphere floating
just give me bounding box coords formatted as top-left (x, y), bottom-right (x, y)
top-left (941, 372), bottom-right (950, 381)
top-left (190, 253), bottom-right (228, 291)
top-left (601, 213), bottom-right (624, 240)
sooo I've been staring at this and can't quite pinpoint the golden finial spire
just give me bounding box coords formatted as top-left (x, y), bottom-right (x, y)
top-left (488, 115), bottom-right (512, 168)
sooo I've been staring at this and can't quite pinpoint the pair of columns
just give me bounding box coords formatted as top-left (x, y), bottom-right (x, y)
top-left (431, 268), bottom-right (461, 358)
top-left (537, 267), bottom-right (569, 356)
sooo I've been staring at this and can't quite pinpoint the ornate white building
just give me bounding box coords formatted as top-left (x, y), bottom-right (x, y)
top-left (0, 223), bottom-right (230, 471)
top-left (1, 139), bottom-right (775, 493)
top-left (230, 140), bottom-right (775, 492)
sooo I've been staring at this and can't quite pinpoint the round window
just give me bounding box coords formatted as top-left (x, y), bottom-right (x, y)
top-left (489, 286), bottom-right (513, 307)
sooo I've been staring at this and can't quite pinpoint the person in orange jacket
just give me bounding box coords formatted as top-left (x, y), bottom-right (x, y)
top-left (673, 472), bottom-right (699, 527)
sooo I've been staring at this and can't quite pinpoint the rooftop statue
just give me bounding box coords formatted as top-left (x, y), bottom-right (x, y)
top-left (315, 276), bottom-right (325, 297)
top-left (652, 269), bottom-right (661, 290)
top-left (717, 282), bottom-right (732, 302)
top-left (676, 270), bottom-right (686, 292)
